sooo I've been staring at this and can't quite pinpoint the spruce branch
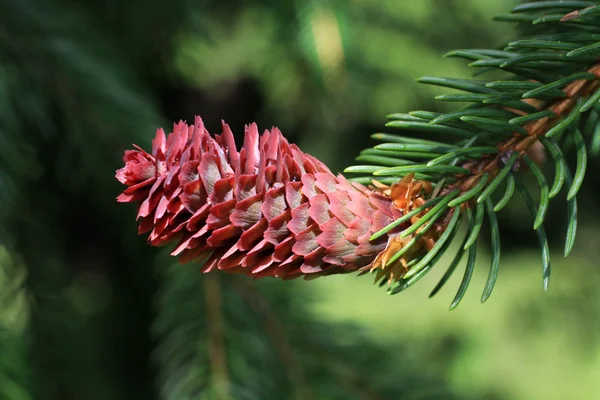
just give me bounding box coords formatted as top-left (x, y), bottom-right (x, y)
top-left (344, 1), bottom-right (600, 303)
top-left (116, 1), bottom-right (600, 306)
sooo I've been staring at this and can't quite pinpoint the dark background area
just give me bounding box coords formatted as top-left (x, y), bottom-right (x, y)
top-left (2, 1), bottom-right (600, 399)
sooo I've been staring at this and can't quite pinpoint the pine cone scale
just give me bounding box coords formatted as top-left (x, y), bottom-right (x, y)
top-left (116, 116), bottom-right (410, 280)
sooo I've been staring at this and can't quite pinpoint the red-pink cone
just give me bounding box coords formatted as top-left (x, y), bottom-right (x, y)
top-left (116, 116), bottom-right (427, 281)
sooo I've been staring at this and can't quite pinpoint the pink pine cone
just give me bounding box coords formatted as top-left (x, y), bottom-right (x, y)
top-left (116, 116), bottom-right (411, 280)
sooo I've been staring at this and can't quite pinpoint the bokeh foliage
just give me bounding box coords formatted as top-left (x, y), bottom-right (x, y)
top-left (2, 0), bottom-right (600, 399)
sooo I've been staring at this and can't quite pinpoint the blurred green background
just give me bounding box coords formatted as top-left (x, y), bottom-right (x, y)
top-left (2, 0), bottom-right (600, 399)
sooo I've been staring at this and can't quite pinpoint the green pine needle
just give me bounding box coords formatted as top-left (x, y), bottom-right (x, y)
top-left (538, 136), bottom-right (566, 198)
top-left (428, 209), bottom-right (472, 298)
top-left (384, 201), bottom-right (454, 267)
top-left (342, 0), bottom-right (600, 300)
top-left (493, 174), bottom-right (516, 212)
top-left (523, 155), bottom-right (550, 230)
top-left (427, 147), bottom-right (498, 166)
top-left (373, 164), bottom-right (470, 176)
top-left (463, 201), bottom-right (485, 250)
top-left (355, 154), bottom-right (412, 167)
top-left (371, 133), bottom-right (451, 146)
top-left (403, 206), bottom-right (462, 279)
top-left (430, 108), bottom-right (515, 125)
top-left (567, 41), bottom-right (600, 57)
top-left (516, 177), bottom-right (551, 291)
top-left (447, 173), bottom-right (490, 207)
top-left (567, 128), bottom-right (587, 200)
top-left (385, 120), bottom-right (475, 138)
top-left (460, 116), bottom-right (527, 135)
top-left (511, 1), bottom-right (596, 13)
top-left (509, 109), bottom-right (556, 125)
top-left (564, 167), bottom-right (579, 257)
top-left (399, 190), bottom-right (460, 239)
top-left (522, 72), bottom-right (596, 98)
top-left (580, 87), bottom-right (600, 112)
top-left (546, 99), bottom-right (583, 138)
top-left (450, 236), bottom-right (477, 310)
top-left (477, 152), bottom-right (518, 203)
top-left (369, 195), bottom-right (446, 241)
top-left (481, 198), bottom-right (501, 303)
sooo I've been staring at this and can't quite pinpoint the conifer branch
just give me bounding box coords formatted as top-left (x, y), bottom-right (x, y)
top-left (116, 1), bottom-right (600, 306)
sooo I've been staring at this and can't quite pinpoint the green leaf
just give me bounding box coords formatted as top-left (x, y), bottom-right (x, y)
top-left (582, 105), bottom-right (598, 132)
top-left (373, 142), bottom-right (453, 152)
top-left (373, 164), bottom-right (470, 176)
top-left (482, 87), bottom-right (567, 101)
top-left (580, 87), bottom-right (600, 112)
top-left (506, 39), bottom-right (580, 51)
top-left (385, 120), bottom-right (475, 138)
top-left (494, 174), bottom-right (516, 212)
top-left (450, 235), bottom-right (477, 310)
top-left (403, 206), bottom-right (462, 279)
top-left (384, 113), bottom-right (429, 123)
top-left (567, 41), bottom-right (600, 56)
top-left (464, 201), bottom-right (485, 250)
top-left (479, 94), bottom-right (541, 113)
top-left (445, 49), bottom-right (517, 60)
top-left (343, 165), bottom-right (382, 174)
top-left (472, 58), bottom-right (568, 72)
top-left (370, 133), bottom-right (452, 146)
top-left (460, 116), bottom-right (528, 135)
top-left (564, 167), bottom-right (578, 257)
top-left (522, 72), bottom-right (596, 98)
top-left (499, 67), bottom-right (563, 86)
top-left (538, 136), bottom-right (566, 198)
top-left (533, 33), bottom-right (600, 42)
top-left (417, 77), bottom-right (495, 94)
top-left (355, 154), bottom-right (412, 167)
top-left (486, 80), bottom-right (544, 90)
top-left (481, 198), bottom-right (501, 303)
top-left (534, 12), bottom-right (600, 25)
top-left (579, 5), bottom-right (600, 16)
top-left (523, 155), bottom-right (550, 230)
top-left (447, 173), bottom-right (490, 207)
top-left (429, 208), bottom-right (472, 298)
top-left (360, 148), bottom-right (411, 157)
top-left (477, 151), bottom-right (518, 203)
top-left (546, 99), bottom-right (582, 138)
top-left (385, 200), bottom-right (454, 267)
top-left (509, 109), bottom-right (556, 125)
top-left (591, 119), bottom-right (600, 155)
top-left (442, 50), bottom-right (498, 63)
top-left (369, 195), bottom-right (446, 241)
top-left (516, 177), bottom-right (551, 290)
top-left (399, 190), bottom-right (460, 238)
top-left (427, 147), bottom-right (498, 166)
top-left (430, 108), bottom-right (516, 125)
top-left (371, 151), bottom-right (443, 160)
top-left (500, 53), bottom-right (594, 68)
top-left (511, 1), bottom-right (596, 13)
top-left (390, 216), bottom-right (464, 295)
top-left (435, 93), bottom-right (490, 102)
top-left (567, 128), bottom-right (587, 200)
top-left (408, 110), bottom-right (442, 120)
top-left (349, 176), bottom-right (432, 185)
